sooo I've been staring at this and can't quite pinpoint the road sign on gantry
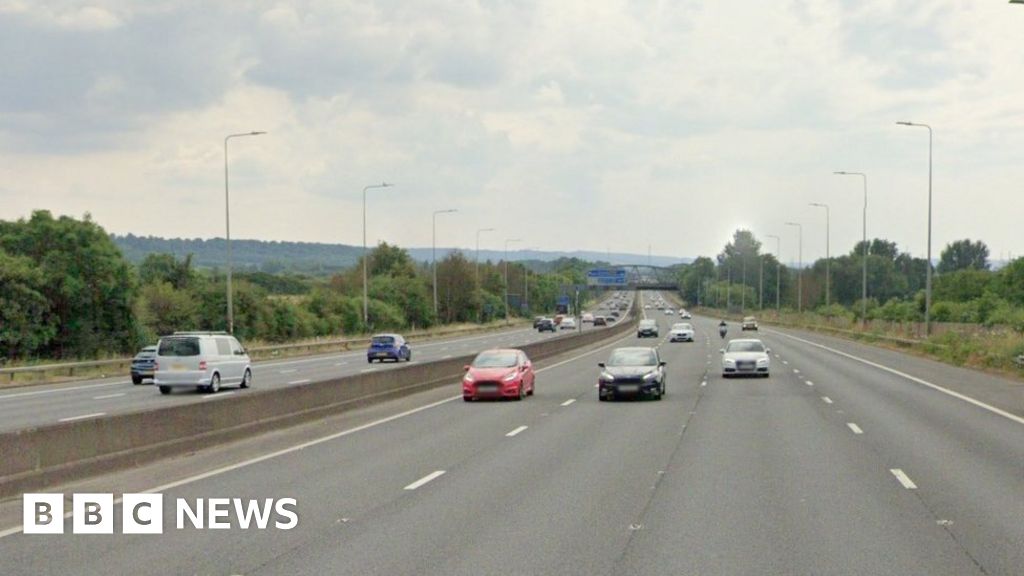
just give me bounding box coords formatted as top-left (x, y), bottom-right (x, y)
top-left (586, 268), bottom-right (627, 286)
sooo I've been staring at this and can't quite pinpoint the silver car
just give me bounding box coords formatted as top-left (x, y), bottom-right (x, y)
top-left (720, 338), bottom-right (771, 378)
top-left (669, 323), bottom-right (695, 342)
top-left (153, 332), bottom-right (253, 394)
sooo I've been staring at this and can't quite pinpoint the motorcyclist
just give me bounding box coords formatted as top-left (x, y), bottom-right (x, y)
top-left (718, 320), bottom-right (728, 339)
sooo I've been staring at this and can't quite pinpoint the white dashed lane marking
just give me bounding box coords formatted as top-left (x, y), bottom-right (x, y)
top-left (58, 412), bottom-right (106, 422)
top-left (561, 399), bottom-right (576, 407)
top-left (505, 426), bottom-right (528, 437)
top-left (890, 468), bottom-right (918, 489)
top-left (847, 422), bottom-right (864, 434)
top-left (404, 470), bottom-right (446, 491)
top-left (822, 396), bottom-right (833, 404)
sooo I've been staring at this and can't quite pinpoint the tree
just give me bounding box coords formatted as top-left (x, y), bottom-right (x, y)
top-left (0, 211), bottom-right (139, 358)
top-left (139, 253), bottom-right (195, 289)
top-left (938, 239), bottom-right (990, 274)
top-left (0, 251), bottom-right (56, 358)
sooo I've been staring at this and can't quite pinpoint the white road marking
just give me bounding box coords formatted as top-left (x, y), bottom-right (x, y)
top-left (890, 468), bottom-right (918, 489)
top-left (93, 393), bottom-right (125, 400)
top-left (701, 381), bottom-right (707, 387)
top-left (793, 369), bottom-right (800, 374)
top-left (404, 470), bottom-right (446, 490)
top-left (782, 360), bottom-right (789, 365)
top-left (847, 422), bottom-right (864, 434)
top-left (334, 361), bottom-right (348, 367)
top-left (767, 329), bottom-right (1024, 427)
top-left (200, 391), bottom-right (235, 400)
top-left (822, 396), bottom-right (833, 404)
top-left (505, 425), bottom-right (528, 437)
top-left (560, 399), bottom-right (576, 406)
top-left (360, 368), bottom-right (376, 373)
top-left (58, 412), bottom-right (106, 422)
top-left (279, 369), bottom-right (298, 374)
top-left (442, 355), bottom-right (453, 359)
top-left (806, 380), bottom-right (814, 386)
top-left (0, 381), bottom-right (123, 400)
top-left (288, 379), bottom-right (311, 385)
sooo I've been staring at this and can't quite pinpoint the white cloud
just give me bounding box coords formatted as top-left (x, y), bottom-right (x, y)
top-left (1, 0), bottom-right (1023, 262)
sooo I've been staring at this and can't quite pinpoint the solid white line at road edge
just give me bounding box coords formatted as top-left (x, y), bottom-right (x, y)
top-left (560, 399), bottom-right (576, 406)
top-left (505, 425), bottom-right (528, 437)
top-left (404, 470), bottom-right (446, 490)
top-left (0, 327), bottom-right (638, 540)
top-left (890, 468), bottom-right (918, 489)
top-left (766, 329), bottom-right (1024, 427)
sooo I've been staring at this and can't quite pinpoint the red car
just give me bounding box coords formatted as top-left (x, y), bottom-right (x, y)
top-left (462, 349), bottom-right (536, 401)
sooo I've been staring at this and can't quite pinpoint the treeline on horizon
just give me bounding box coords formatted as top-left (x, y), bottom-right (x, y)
top-left (0, 211), bottom-right (598, 361)
top-left (677, 230), bottom-right (1024, 330)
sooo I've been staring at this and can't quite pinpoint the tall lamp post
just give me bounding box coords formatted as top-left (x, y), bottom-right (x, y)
top-left (785, 222), bottom-right (803, 313)
top-left (475, 228), bottom-right (495, 321)
top-left (432, 209), bottom-right (457, 317)
top-left (503, 239), bottom-right (522, 325)
top-left (362, 182), bottom-right (393, 327)
top-left (809, 202), bottom-right (831, 308)
top-left (897, 121), bottom-right (934, 336)
top-left (523, 247), bottom-right (540, 314)
top-left (223, 130), bottom-right (266, 334)
top-left (835, 171), bottom-right (868, 328)
top-left (766, 234), bottom-right (781, 311)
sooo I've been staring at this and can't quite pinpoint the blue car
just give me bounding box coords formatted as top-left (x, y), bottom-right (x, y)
top-left (367, 334), bottom-right (412, 363)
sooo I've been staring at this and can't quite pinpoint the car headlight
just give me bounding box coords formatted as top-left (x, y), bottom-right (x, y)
top-left (503, 371), bottom-right (518, 382)
top-left (757, 358), bottom-right (769, 366)
top-left (643, 371), bottom-right (658, 381)
top-left (723, 359), bottom-right (736, 366)
top-left (463, 372), bottom-right (475, 383)
top-left (599, 371), bottom-right (615, 382)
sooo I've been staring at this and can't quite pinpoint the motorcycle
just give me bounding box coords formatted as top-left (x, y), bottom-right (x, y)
top-left (718, 324), bottom-right (728, 339)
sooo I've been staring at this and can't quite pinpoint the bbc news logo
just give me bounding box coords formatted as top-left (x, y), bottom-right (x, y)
top-left (23, 493), bottom-right (298, 534)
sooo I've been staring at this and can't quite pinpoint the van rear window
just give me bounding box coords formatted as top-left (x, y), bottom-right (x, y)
top-left (158, 337), bottom-right (200, 357)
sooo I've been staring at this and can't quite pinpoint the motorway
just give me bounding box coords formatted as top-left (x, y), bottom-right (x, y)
top-left (2, 292), bottom-right (1023, 575)
top-left (0, 300), bottom-right (622, 433)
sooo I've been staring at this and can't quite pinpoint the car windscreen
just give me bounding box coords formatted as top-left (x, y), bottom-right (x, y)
top-left (607, 349), bottom-right (657, 366)
top-left (371, 336), bottom-right (396, 346)
top-left (727, 341), bottom-right (765, 353)
top-left (157, 337), bottom-right (200, 357)
top-left (472, 352), bottom-right (518, 368)
top-left (640, 320), bottom-right (656, 327)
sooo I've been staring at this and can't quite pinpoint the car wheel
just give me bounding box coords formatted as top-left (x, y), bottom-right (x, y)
top-left (159, 385), bottom-right (171, 395)
top-left (406, 351), bottom-right (412, 362)
top-left (208, 373), bottom-right (221, 394)
top-left (240, 369), bottom-right (252, 389)
top-left (527, 382), bottom-right (534, 396)
top-left (131, 375), bottom-right (142, 385)
top-left (514, 384), bottom-right (525, 401)
top-left (463, 396), bottom-right (473, 402)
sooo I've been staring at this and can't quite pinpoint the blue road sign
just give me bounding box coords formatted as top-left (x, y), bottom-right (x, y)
top-left (586, 268), bottom-right (627, 286)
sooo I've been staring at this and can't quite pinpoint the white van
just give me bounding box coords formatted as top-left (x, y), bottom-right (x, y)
top-left (153, 332), bottom-right (252, 395)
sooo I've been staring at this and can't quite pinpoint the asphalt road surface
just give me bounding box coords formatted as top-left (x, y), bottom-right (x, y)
top-left (0, 295), bottom-right (626, 432)
top-left (1, 295), bottom-right (1022, 575)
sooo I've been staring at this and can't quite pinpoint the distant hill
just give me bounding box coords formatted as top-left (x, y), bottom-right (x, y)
top-left (112, 234), bottom-right (690, 274)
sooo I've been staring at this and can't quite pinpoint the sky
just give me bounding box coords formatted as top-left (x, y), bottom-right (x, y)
top-left (1, 0), bottom-right (1022, 265)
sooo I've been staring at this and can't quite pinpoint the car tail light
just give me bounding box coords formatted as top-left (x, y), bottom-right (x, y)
top-left (199, 360), bottom-right (207, 371)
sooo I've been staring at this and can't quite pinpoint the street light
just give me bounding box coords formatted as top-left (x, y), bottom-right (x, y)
top-left (223, 130), bottom-right (266, 334)
top-left (785, 222), bottom-right (803, 313)
top-left (362, 182), bottom-right (393, 326)
top-left (809, 202), bottom-right (831, 308)
top-left (523, 247), bottom-right (540, 314)
top-left (835, 171), bottom-right (868, 328)
top-left (504, 239), bottom-right (522, 324)
top-left (475, 228), bottom-right (495, 321)
top-left (432, 209), bottom-right (457, 317)
top-left (896, 121), bottom-right (934, 335)
top-left (766, 234), bottom-right (781, 311)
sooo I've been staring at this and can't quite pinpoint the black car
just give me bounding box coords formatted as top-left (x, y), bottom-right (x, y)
top-left (536, 318), bottom-right (557, 332)
top-left (533, 316), bottom-right (547, 328)
top-left (598, 347), bottom-right (666, 401)
top-left (130, 345), bottom-right (158, 384)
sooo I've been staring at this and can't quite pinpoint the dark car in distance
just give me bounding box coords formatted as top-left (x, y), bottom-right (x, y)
top-left (130, 345), bottom-right (158, 384)
top-left (598, 347), bottom-right (667, 401)
top-left (537, 318), bottom-right (557, 332)
top-left (367, 334), bottom-right (412, 363)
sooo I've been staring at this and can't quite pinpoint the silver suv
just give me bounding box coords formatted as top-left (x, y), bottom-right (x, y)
top-left (153, 332), bottom-right (252, 395)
